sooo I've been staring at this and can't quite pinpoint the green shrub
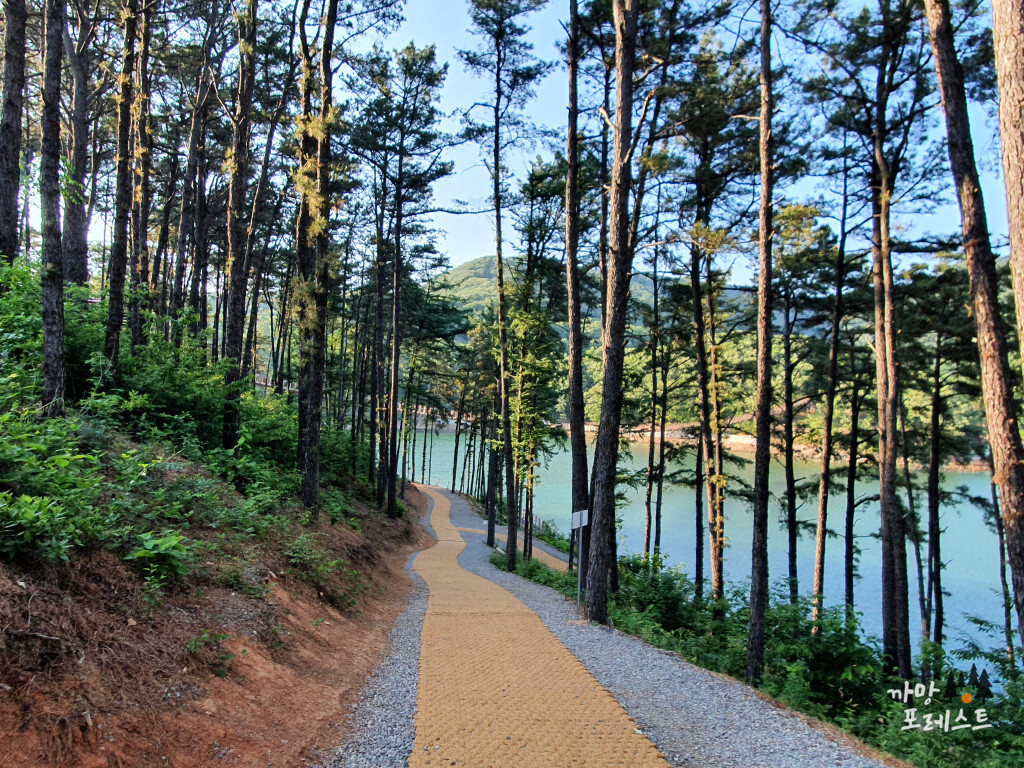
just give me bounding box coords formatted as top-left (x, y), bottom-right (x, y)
top-left (320, 429), bottom-right (370, 484)
top-left (322, 488), bottom-right (353, 525)
top-left (0, 494), bottom-right (76, 561)
top-left (122, 529), bottom-right (190, 585)
top-left (515, 557), bottom-right (576, 594)
top-left (489, 550), bottom-right (509, 570)
top-left (534, 519), bottom-right (571, 553)
top-left (285, 533), bottom-right (363, 607)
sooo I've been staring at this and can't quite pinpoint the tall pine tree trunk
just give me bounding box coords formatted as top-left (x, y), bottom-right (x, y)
top-left (991, 0), bottom-right (1024, 381)
top-left (223, 0), bottom-right (257, 448)
top-left (40, 0), bottom-right (66, 415)
top-left (586, 0), bottom-right (639, 624)
top-left (812, 158), bottom-right (850, 628)
top-left (989, 456), bottom-right (1019, 674)
top-left (782, 294), bottom-right (798, 604)
top-left (387, 158), bottom-right (407, 519)
top-left (129, 2), bottom-right (154, 347)
top-left (926, 335), bottom-right (943, 646)
top-left (62, 5), bottom-right (91, 285)
top-left (493, 76), bottom-right (519, 571)
top-left (171, 71), bottom-right (211, 324)
top-left (927, 0), bottom-right (1024, 659)
top-left (104, 0), bottom-right (138, 367)
top-left (563, 0), bottom-right (590, 586)
top-left (295, 0), bottom-right (340, 514)
top-left (747, 0), bottom-right (774, 682)
top-left (873, 160), bottom-right (912, 677)
top-left (845, 386), bottom-right (862, 618)
top-left (0, 0), bottom-right (26, 269)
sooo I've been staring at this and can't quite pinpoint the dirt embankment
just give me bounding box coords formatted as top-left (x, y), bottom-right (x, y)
top-left (0, 486), bottom-right (432, 768)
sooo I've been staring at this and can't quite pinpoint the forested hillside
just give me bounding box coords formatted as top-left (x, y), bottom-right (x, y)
top-left (4, 0), bottom-right (1024, 766)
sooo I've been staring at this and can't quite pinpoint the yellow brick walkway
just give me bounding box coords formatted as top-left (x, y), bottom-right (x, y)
top-left (410, 486), bottom-right (669, 768)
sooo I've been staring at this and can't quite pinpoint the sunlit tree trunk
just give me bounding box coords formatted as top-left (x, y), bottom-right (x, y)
top-left (991, 0), bottom-right (1024, 381)
top-left (747, 0), bottom-right (774, 683)
top-left (927, 0), bottom-right (1024, 659)
top-left (223, 0), bottom-right (258, 448)
top-left (129, 1), bottom-right (155, 348)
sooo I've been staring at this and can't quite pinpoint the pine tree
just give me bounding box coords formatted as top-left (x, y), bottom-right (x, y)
top-left (0, 0), bottom-right (27, 269)
top-left (978, 668), bottom-right (993, 702)
top-left (747, 0), bottom-right (775, 685)
top-left (926, 0), bottom-right (1024, 660)
top-left (104, 0), bottom-right (139, 367)
top-left (223, 0), bottom-right (259, 449)
top-left (460, 0), bottom-right (550, 570)
top-left (40, 0), bottom-right (66, 415)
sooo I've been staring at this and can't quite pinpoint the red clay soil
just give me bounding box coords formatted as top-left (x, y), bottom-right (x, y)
top-left (0, 486), bottom-right (432, 768)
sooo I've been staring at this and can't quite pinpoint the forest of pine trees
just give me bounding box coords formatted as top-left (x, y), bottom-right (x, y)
top-left (5, 0), bottom-right (1024, 764)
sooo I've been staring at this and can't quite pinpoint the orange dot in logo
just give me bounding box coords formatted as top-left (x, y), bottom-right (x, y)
top-left (962, 693), bottom-right (973, 704)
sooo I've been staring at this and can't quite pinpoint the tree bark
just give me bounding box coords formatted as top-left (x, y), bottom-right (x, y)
top-left (991, 0), bottom-right (1024, 383)
top-left (295, 0), bottom-right (340, 514)
top-left (926, 334), bottom-right (943, 647)
top-left (387, 152), bottom-right (407, 519)
top-left (990, 456), bottom-right (1018, 674)
top-left (747, 0), bottom-right (774, 683)
top-left (812, 157), bottom-right (850, 629)
top-left (103, 0), bottom-right (138, 367)
top-left (782, 291), bottom-right (797, 604)
top-left (41, 0), bottom-right (66, 415)
top-left (845, 385), bottom-right (862, 618)
top-left (586, 0), bottom-right (638, 624)
top-left (61, 3), bottom-right (93, 285)
top-left (171, 70), bottom-right (212, 324)
top-left (129, 1), bottom-right (154, 348)
top-left (492, 80), bottom-right (520, 569)
top-left (927, 0), bottom-right (1024, 657)
top-left (223, 0), bottom-right (258, 449)
top-left (0, 0), bottom-right (26, 268)
top-left (564, 0), bottom-right (590, 586)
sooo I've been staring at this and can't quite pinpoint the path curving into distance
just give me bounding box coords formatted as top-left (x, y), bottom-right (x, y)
top-left (410, 486), bottom-right (668, 767)
top-left (321, 486), bottom-right (890, 768)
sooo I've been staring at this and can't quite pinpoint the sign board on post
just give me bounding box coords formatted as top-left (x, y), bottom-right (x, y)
top-left (573, 509), bottom-right (588, 609)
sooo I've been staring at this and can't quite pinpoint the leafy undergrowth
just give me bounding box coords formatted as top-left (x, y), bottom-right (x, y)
top-left (0, 263), bottom-right (424, 766)
top-left (0, 423), bottom-right (421, 766)
top-left (490, 551), bottom-right (1024, 768)
top-left (534, 518), bottom-right (571, 554)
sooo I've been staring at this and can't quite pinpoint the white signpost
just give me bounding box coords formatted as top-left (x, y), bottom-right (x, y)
top-left (572, 509), bottom-right (588, 608)
top-left (571, 508), bottom-right (588, 530)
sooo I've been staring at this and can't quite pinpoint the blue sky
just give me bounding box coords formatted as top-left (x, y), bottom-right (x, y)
top-left (382, 0), bottom-right (1010, 282)
top-left (384, 0), bottom-right (568, 268)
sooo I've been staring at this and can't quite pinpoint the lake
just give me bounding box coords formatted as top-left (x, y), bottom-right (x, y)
top-left (414, 429), bottom-right (1005, 656)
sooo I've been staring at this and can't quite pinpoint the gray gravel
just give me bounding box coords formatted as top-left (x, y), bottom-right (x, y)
top-left (314, 547), bottom-right (429, 768)
top-left (446, 489), bottom-right (888, 768)
top-left (319, 489), bottom-right (888, 768)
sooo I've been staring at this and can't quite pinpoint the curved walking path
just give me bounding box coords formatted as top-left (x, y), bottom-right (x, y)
top-left (410, 486), bottom-right (669, 767)
top-left (454, 526), bottom-right (569, 572)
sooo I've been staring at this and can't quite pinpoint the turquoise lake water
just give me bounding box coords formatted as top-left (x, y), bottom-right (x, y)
top-left (413, 429), bottom-right (1005, 656)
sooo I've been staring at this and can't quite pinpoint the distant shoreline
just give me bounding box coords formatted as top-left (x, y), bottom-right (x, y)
top-left (422, 418), bottom-right (990, 475)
